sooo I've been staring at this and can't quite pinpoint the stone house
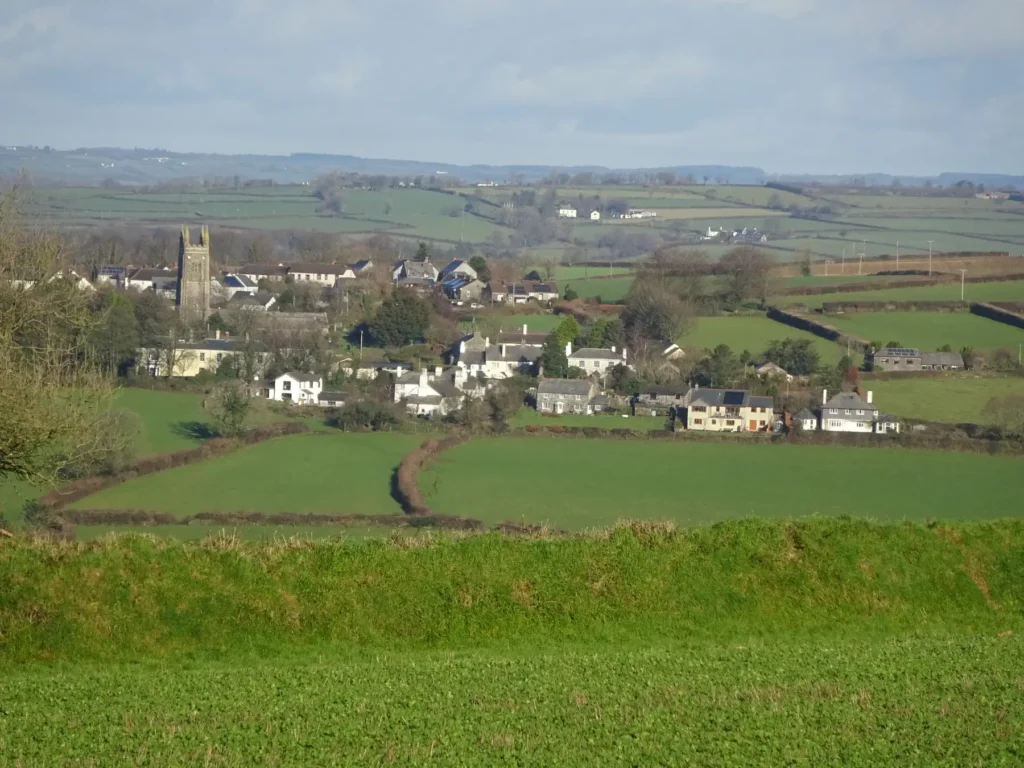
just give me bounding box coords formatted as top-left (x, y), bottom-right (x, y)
top-left (870, 348), bottom-right (965, 372)
top-left (392, 259), bottom-right (439, 285)
top-left (536, 379), bottom-right (599, 414)
top-left (438, 260), bottom-right (477, 282)
top-left (394, 367), bottom-right (484, 418)
top-left (567, 343), bottom-right (629, 377)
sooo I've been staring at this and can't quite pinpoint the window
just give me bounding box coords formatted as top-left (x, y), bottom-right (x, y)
top-left (692, 406), bottom-right (707, 413)
top-left (216, 353), bottom-right (223, 362)
top-left (759, 421), bottom-right (766, 427)
top-left (845, 409), bottom-right (851, 415)
top-left (711, 420), bottom-right (717, 425)
top-left (283, 380), bottom-right (291, 391)
top-left (857, 410), bottom-right (864, 415)
top-left (199, 352), bottom-right (206, 361)
top-left (694, 419), bottom-right (703, 425)
top-left (726, 420), bottom-right (735, 426)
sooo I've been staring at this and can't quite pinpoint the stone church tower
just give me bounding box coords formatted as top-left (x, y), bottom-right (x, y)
top-left (176, 225), bottom-right (211, 324)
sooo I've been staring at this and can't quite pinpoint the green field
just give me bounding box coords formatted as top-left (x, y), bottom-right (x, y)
top-left (823, 311), bottom-right (1024, 351)
top-left (71, 433), bottom-right (422, 516)
top-left (867, 375), bottom-right (1024, 424)
top-left (421, 438), bottom-right (1023, 530)
top-left (679, 315), bottom-right (845, 363)
top-left (776, 279), bottom-right (1024, 307)
top-left (116, 388), bottom-right (208, 455)
top-left (26, 186), bottom-right (514, 243)
top-left (510, 408), bottom-right (664, 431)
top-left (2, 519), bottom-right (1023, 764)
top-left (559, 276), bottom-right (634, 302)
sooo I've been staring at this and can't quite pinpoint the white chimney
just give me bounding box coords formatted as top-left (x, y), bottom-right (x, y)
top-left (459, 340), bottom-right (466, 354)
top-left (611, 345), bottom-right (616, 353)
top-left (484, 336), bottom-right (490, 348)
top-left (434, 366), bottom-right (442, 377)
top-left (500, 343), bottom-right (507, 357)
top-left (565, 342), bottom-right (573, 357)
top-left (867, 391), bottom-right (873, 404)
top-left (418, 371), bottom-right (428, 389)
top-left (822, 389), bottom-right (828, 404)
top-left (215, 329), bottom-right (221, 340)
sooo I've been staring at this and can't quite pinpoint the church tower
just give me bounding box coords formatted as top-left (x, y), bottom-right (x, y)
top-left (176, 225), bottom-right (211, 324)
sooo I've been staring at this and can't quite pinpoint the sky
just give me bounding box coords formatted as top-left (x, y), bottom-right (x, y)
top-left (2, 0), bottom-right (1023, 175)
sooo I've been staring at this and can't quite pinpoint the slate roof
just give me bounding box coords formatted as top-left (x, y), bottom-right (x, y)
top-left (352, 259), bottom-right (373, 272)
top-left (405, 395), bottom-right (443, 406)
top-left (238, 263), bottom-right (290, 277)
top-left (318, 391), bottom-right (346, 403)
top-left (229, 291), bottom-right (275, 307)
top-left (166, 337), bottom-right (242, 352)
top-left (795, 408), bottom-right (816, 420)
top-left (289, 263), bottom-right (355, 275)
top-left (921, 351), bottom-right (965, 367)
top-left (281, 372), bottom-right (320, 384)
top-left (496, 331), bottom-right (548, 346)
top-left (638, 385), bottom-right (691, 398)
top-left (537, 379), bottom-right (594, 397)
top-left (874, 348), bottom-right (921, 358)
top-left (439, 260), bottom-right (476, 279)
top-left (569, 347), bottom-right (622, 361)
top-left (129, 268), bottom-right (177, 281)
top-left (688, 389), bottom-right (773, 409)
top-left (823, 391), bottom-right (876, 412)
top-left (222, 274), bottom-right (258, 289)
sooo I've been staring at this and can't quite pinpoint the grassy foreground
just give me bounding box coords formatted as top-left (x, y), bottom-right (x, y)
top-left (2, 519), bottom-right (1023, 764)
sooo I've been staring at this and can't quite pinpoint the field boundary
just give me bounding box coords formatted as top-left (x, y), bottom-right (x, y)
top-left (766, 307), bottom-right (871, 353)
top-left (819, 300), bottom-right (970, 313)
top-left (972, 302), bottom-right (1024, 330)
top-left (394, 433), bottom-right (472, 516)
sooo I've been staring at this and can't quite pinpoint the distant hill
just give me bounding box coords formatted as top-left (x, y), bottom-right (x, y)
top-left (0, 144), bottom-right (1019, 189)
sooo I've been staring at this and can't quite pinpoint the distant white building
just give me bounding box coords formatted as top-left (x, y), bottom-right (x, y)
top-left (622, 209), bottom-right (657, 220)
top-left (557, 206), bottom-right (578, 219)
top-left (818, 390), bottom-right (900, 434)
top-left (590, 210), bottom-right (601, 221)
top-left (566, 343), bottom-right (629, 377)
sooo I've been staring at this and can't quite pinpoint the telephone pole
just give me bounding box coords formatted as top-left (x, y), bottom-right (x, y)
top-left (841, 248), bottom-right (846, 274)
top-left (960, 269), bottom-right (967, 301)
top-left (927, 240), bottom-right (934, 275)
top-left (896, 240), bottom-right (899, 272)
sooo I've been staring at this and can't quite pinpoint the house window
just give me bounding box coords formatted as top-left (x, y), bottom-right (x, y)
top-left (726, 420), bottom-right (735, 426)
top-left (694, 419), bottom-right (703, 425)
top-left (199, 352), bottom-right (206, 361)
top-left (759, 421), bottom-right (766, 427)
top-left (711, 420), bottom-right (717, 425)
top-left (216, 353), bottom-right (223, 362)
top-left (692, 406), bottom-right (706, 413)
top-left (283, 381), bottom-right (291, 391)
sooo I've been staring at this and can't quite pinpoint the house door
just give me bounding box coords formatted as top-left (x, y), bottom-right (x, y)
top-left (749, 420), bottom-right (757, 432)
top-left (555, 402), bottom-right (565, 414)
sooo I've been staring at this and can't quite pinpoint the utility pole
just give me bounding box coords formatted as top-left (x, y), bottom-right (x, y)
top-left (960, 269), bottom-right (967, 301)
top-left (841, 248), bottom-right (846, 275)
top-left (927, 240), bottom-right (934, 275)
top-left (896, 240), bottom-right (899, 272)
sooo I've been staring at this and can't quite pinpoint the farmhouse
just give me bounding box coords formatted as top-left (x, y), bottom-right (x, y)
top-left (126, 267), bottom-right (178, 296)
top-left (441, 275), bottom-right (486, 303)
top-left (870, 348), bottom-right (965, 372)
top-left (557, 205), bottom-right (578, 218)
top-left (590, 210), bottom-right (601, 221)
top-left (683, 389), bottom-right (775, 433)
top-left (317, 391), bottom-right (347, 408)
top-left (567, 343), bottom-right (629, 377)
top-left (536, 379), bottom-right (599, 414)
top-left (755, 362), bottom-right (793, 381)
top-left (265, 372), bottom-right (322, 405)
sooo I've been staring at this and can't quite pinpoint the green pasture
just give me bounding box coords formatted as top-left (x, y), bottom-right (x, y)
top-left (559, 277), bottom-right (634, 302)
top-left (553, 264), bottom-right (634, 280)
top-left (867, 374), bottom-right (1024, 424)
top-left (70, 433), bottom-right (423, 516)
top-left (116, 388), bottom-right (207, 455)
top-left (822, 311), bottom-right (1024, 351)
top-left (421, 438), bottom-right (1023, 530)
top-left (680, 315), bottom-right (845, 363)
top-left (776, 279), bottom-right (1024, 308)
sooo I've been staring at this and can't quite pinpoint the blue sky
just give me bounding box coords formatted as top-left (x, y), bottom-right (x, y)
top-left (2, 0), bottom-right (1022, 174)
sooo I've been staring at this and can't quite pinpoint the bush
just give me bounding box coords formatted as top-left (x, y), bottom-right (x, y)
top-left (327, 402), bottom-right (405, 432)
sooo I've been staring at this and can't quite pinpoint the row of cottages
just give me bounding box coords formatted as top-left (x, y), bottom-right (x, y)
top-left (557, 205), bottom-right (603, 221)
top-left (237, 260), bottom-right (373, 287)
top-left (138, 331), bottom-right (269, 378)
top-left (633, 386), bottom-right (776, 432)
top-left (795, 390), bottom-right (900, 434)
top-left (566, 342), bottom-right (628, 376)
top-left (263, 373), bottom-right (346, 408)
top-left (870, 348), bottom-right (965, 372)
top-left (452, 333), bottom-right (543, 379)
top-left (394, 367), bottom-right (485, 418)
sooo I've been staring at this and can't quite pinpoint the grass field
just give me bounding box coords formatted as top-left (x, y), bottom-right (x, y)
top-left (421, 438), bottom-right (1023, 530)
top-left (775, 279), bottom-right (1024, 307)
top-left (510, 409), bottom-right (664, 431)
top-left (823, 311), bottom-right (1024, 351)
top-left (867, 375), bottom-right (1024, 424)
top-left (116, 388), bottom-right (207, 455)
top-left (2, 519), bottom-right (1023, 764)
top-left (70, 433), bottom-right (423, 516)
top-left (559, 276), bottom-right (634, 302)
top-left (679, 315), bottom-right (845, 363)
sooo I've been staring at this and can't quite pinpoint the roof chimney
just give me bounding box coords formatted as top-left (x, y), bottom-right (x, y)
top-left (822, 389), bottom-right (828, 404)
top-left (215, 329), bottom-right (221, 340)
top-left (500, 343), bottom-right (507, 357)
top-left (434, 366), bottom-right (442, 377)
top-left (611, 345), bottom-right (616, 353)
top-left (565, 342), bottom-right (573, 357)
top-left (522, 324), bottom-right (528, 334)
top-left (867, 390), bottom-right (873, 404)
top-left (418, 370), bottom-right (428, 389)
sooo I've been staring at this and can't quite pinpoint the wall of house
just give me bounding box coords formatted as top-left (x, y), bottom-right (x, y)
top-left (686, 406), bottom-right (773, 433)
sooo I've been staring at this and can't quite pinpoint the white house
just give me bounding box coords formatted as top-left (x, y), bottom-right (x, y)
top-left (590, 210), bottom-right (601, 221)
top-left (392, 259), bottom-right (439, 285)
top-left (451, 333), bottom-right (542, 380)
top-left (265, 372), bottom-right (323, 405)
top-left (702, 226), bottom-right (723, 241)
top-left (394, 367), bottom-right (484, 418)
top-left (566, 343), bottom-right (629, 377)
top-left (755, 362), bottom-right (793, 382)
top-left (126, 267), bottom-right (177, 295)
top-left (288, 263), bottom-right (356, 287)
top-left (623, 209), bottom-right (657, 220)
top-left (795, 408), bottom-right (818, 431)
top-left (219, 273), bottom-right (259, 299)
top-left (557, 206), bottom-right (578, 218)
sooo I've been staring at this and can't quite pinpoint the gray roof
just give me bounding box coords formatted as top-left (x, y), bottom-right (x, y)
top-left (238, 263), bottom-right (289, 277)
top-left (177, 338), bottom-right (241, 351)
top-left (396, 260), bottom-right (437, 280)
top-left (823, 391), bottom-right (876, 412)
top-left (281, 371), bottom-right (320, 384)
top-left (570, 347), bottom-right (623, 361)
top-left (795, 408), bottom-right (816, 420)
top-left (921, 351), bottom-right (965, 367)
top-left (874, 348), bottom-right (921, 358)
top-left (638, 385), bottom-right (691, 398)
top-left (352, 259), bottom-right (373, 271)
top-left (318, 391), bottom-right (346, 402)
top-left (462, 344), bottom-right (542, 366)
top-left (537, 379), bottom-right (594, 396)
top-left (688, 389), bottom-right (769, 408)
top-left (876, 413), bottom-right (899, 424)
top-left (229, 291), bottom-right (275, 306)
top-left (496, 331), bottom-right (548, 346)
top-left (405, 395), bottom-right (443, 406)
top-left (129, 268), bottom-right (177, 281)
